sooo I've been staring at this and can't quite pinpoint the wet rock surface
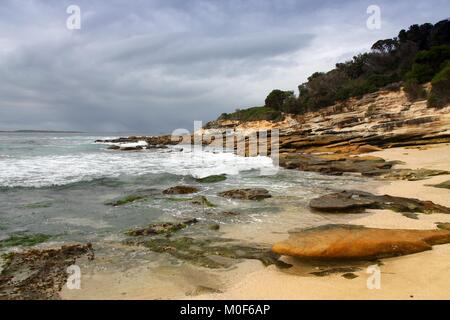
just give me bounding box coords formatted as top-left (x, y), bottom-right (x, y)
top-left (195, 175), bottom-right (227, 183)
top-left (279, 153), bottom-right (397, 176)
top-left (309, 190), bottom-right (450, 214)
top-left (218, 188), bottom-right (272, 200)
top-left (0, 244), bottom-right (94, 300)
top-left (163, 186), bottom-right (199, 195)
top-left (309, 266), bottom-right (361, 277)
top-left (125, 219), bottom-right (198, 237)
top-left (105, 189), bottom-right (160, 206)
top-left (382, 169), bottom-right (450, 181)
top-left (272, 224), bottom-right (450, 260)
top-left (125, 236), bottom-right (290, 269)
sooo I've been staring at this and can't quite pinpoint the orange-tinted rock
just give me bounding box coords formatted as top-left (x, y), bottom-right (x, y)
top-left (272, 224), bottom-right (450, 260)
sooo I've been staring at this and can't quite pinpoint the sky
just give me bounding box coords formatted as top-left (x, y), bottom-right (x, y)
top-left (0, 0), bottom-right (449, 133)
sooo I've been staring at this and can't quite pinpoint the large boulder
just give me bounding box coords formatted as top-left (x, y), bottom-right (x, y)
top-left (218, 188), bottom-right (271, 200)
top-left (272, 224), bottom-right (450, 260)
top-left (309, 190), bottom-right (450, 214)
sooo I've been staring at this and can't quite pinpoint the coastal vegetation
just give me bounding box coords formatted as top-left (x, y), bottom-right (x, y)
top-left (218, 20), bottom-right (450, 122)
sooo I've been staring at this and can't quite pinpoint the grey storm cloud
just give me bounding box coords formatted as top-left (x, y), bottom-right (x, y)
top-left (0, 0), bottom-right (449, 133)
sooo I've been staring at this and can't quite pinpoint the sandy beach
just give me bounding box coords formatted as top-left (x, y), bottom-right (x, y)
top-left (59, 143), bottom-right (450, 300)
top-left (190, 144), bottom-right (450, 300)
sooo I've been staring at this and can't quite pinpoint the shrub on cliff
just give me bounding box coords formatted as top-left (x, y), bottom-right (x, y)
top-left (218, 106), bottom-right (284, 122)
top-left (404, 79), bottom-right (427, 101)
top-left (428, 61), bottom-right (450, 108)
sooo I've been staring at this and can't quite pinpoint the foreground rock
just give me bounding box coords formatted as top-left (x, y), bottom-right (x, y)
top-left (218, 188), bottom-right (272, 200)
top-left (272, 224), bottom-right (450, 260)
top-left (163, 186), bottom-right (199, 195)
top-left (279, 153), bottom-right (398, 176)
top-left (0, 244), bottom-right (94, 300)
top-left (310, 190), bottom-right (450, 214)
top-left (125, 219), bottom-right (198, 237)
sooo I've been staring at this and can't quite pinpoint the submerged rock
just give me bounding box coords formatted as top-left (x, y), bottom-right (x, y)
top-left (272, 224), bottom-right (450, 260)
top-left (191, 196), bottom-right (216, 207)
top-left (195, 175), bottom-right (227, 183)
top-left (125, 219), bottom-right (198, 237)
top-left (0, 244), bottom-right (94, 300)
top-left (309, 190), bottom-right (450, 214)
top-left (0, 233), bottom-right (52, 248)
top-left (105, 189), bottom-right (160, 206)
top-left (163, 186), bottom-right (199, 195)
top-left (125, 236), bottom-right (290, 269)
top-left (218, 188), bottom-right (272, 200)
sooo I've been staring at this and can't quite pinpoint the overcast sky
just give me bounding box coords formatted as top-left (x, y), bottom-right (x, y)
top-left (0, 0), bottom-right (448, 133)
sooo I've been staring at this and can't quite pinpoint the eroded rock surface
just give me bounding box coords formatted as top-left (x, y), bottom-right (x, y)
top-left (163, 186), bottom-right (199, 195)
top-left (125, 219), bottom-right (198, 237)
top-left (272, 224), bottom-right (450, 260)
top-left (309, 190), bottom-right (450, 214)
top-left (0, 244), bottom-right (94, 300)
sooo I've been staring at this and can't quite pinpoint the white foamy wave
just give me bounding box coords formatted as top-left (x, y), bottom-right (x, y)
top-left (0, 148), bottom-right (275, 187)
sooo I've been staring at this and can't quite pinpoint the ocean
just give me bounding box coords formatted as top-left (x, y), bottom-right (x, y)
top-left (0, 132), bottom-right (376, 287)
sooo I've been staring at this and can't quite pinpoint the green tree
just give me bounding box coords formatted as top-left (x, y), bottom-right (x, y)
top-left (264, 90), bottom-right (294, 111)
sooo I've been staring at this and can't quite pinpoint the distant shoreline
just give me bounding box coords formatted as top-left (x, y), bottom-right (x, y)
top-left (0, 130), bottom-right (85, 133)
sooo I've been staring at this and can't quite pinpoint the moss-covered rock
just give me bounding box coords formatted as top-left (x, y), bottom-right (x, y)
top-left (218, 188), bottom-right (271, 200)
top-left (195, 175), bottom-right (227, 183)
top-left (191, 196), bottom-right (216, 208)
top-left (125, 219), bottom-right (198, 237)
top-left (163, 186), bottom-right (199, 195)
top-left (105, 189), bottom-right (159, 206)
top-left (125, 236), bottom-right (291, 269)
top-left (0, 234), bottom-right (52, 248)
top-left (0, 244), bottom-right (94, 300)
top-left (105, 194), bottom-right (146, 206)
top-left (22, 201), bottom-right (53, 209)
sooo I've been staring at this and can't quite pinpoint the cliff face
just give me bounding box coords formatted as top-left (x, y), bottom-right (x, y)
top-left (200, 85), bottom-right (450, 176)
top-left (204, 85), bottom-right (450, 142)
